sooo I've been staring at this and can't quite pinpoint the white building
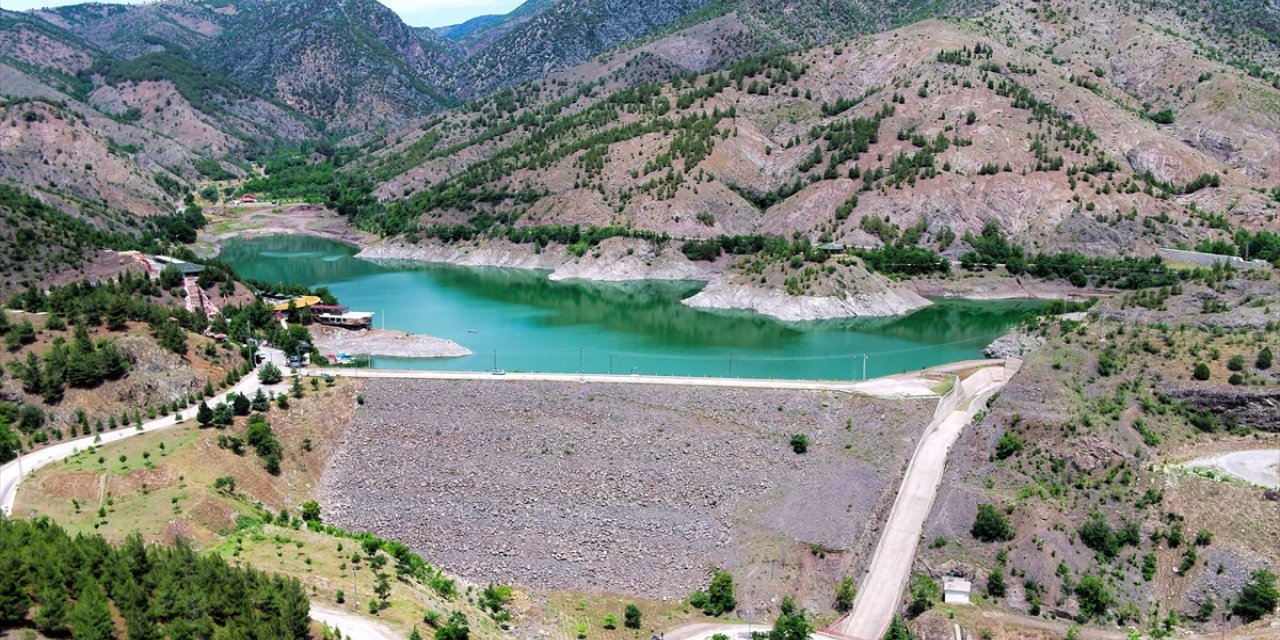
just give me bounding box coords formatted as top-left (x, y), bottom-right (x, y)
top-left (943, 577), bottom-right (971, 605)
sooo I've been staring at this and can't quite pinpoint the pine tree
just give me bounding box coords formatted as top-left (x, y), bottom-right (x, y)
top-left (0, 555), bottom-right (31, 625)
top-left (68, 580), bottom-right (115, 640)
top-left (34, 583), bottom-right (69, 634)
top-left (196, 402), bottom-right (214, 427)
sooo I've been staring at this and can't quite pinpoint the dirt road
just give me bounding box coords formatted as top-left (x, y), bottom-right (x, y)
top-left (1182, 449), bottom-right (1280, 489)
top-left (835, 364), bottom-right (1013, 640)
top-left (310, 603), bottom-right (402, 640)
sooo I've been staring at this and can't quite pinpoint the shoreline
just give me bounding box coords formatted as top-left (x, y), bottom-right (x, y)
top-left (213, 227), bottom-right (1109, 322)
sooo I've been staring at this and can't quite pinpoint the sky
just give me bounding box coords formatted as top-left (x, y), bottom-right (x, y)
top-left (1, 0), bottom-right (527, 28)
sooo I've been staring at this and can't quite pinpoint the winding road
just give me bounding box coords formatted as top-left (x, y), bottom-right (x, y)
top-left (0, 348), bottom-right (402, 640)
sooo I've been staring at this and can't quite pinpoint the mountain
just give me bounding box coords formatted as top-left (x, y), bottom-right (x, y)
top-left (31, 0), bottom-right (461, 130)
top-left (434, 0), bottom-right (560, 44)
top-left (349, 0), bottom-right (1279, 267)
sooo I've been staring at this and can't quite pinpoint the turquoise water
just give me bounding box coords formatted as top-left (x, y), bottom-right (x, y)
top-left (219, 235), bottom-right (1042, 380)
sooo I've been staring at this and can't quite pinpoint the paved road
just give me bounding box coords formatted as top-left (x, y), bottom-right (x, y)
top-left (303, 366), bottom-right (964, 399)
top-left (0, 347), bottom-right (404, 640)
top-left (0, 347), bottom-right (287, 516)
top-left (1182, 449), bottom-right (1280, 489)
top-left (835, 364), bottom-right (1013, 640)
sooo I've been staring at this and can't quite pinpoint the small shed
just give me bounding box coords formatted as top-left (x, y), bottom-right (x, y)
top-left (816, 242), bottom-right (847, 252)
top-left (943, 577), bottom-right (971, 605)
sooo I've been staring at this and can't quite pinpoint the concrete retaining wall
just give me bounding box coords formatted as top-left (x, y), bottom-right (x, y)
top-left (1159, 248), bottom-right (1270, 270)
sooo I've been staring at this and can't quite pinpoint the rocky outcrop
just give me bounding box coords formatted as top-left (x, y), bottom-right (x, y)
top-left (1168, 386), bottom-right (1280, 432)
top-left (548, 237), bottom-right (715, 282)
top-left (683, 280), bottom-right (930, 321)
top-left (356, 240), bottom-right (566, 270)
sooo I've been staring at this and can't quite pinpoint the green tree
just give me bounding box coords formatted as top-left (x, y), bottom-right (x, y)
top-left (971, 504), bottom-right (1014, 542)
top-left (0, 555), bottom-right (31, 625)
top-left (156, 321), bottom-right (187, 355)
top-left (34, 583), bottom-right (69, 633)
top-left (0, 420), bottom-right (20, 464)
top-left (689, 570), bottom-right (736, 616)
top-left (1232, 570), bottom-right (1279, 622)
top-left (987, 568), bottom-right (1006, 598)
top-left (196, 401), bottom-right (213, 427)
top-left (301, 500), bottom-right (321, 523)
top-left (907, 575), bottom-right (939, 617)
top-left (259, 362), bottom-right (283, 385)
top-left (623, 604), bottom-right (642, 629)
top-left (436, 612), bottom-right (469, 640)
top-left (1192, 362), bottom-right (1210, 381)
top-left (1074, 573), bottom-right (1112, 619)
top-left (768, 599), bottom-right (812, 640)
top-left (1257, 347), bottom-right (1273, 370)
top-left (250, 389), bottom-right (270, 412)
top-left (68, 580), bottom-right (115, 640)
top-left (883, 617), bottom-right (916, 640)
top-left (231, 393), bottom-right (251, 416)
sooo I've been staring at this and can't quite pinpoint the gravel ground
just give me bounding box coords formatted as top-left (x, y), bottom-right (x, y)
top-left (310, 325), bottom-right (471, 359)
top-left (320, 379), bottom-right (931, 598)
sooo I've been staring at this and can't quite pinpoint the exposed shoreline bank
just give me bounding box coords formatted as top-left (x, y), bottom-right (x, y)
top-left (215, 227), bottom-right (1105, 322)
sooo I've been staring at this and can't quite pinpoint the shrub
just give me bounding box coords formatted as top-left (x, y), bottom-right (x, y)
top-left (971, 504), bottom-right (1014, 542)
top-left (259, 362), bottom-right (283, 385)
top-left (789, 434), bottom-right (809, 454)
top-left (1257, 347), bottom-right (1273, 370)
top-left (907, 575), bottom-right (939, 617)
top-left (834, 577), bottom-right (856, 612)
top-left (435, 612), bottom-right (469, 640)
top-left (623, 604), bottom-right (642, 629)
top-left (1074, 573), bottom-right (1112, 619)
top-left (689, 570), bottom-right (736, 616)
top-left (1192, 362), bottom-right (1210, 381)
top-left (987, 568), bottom-right (1006, 598)
top-left (994, 432), bottom-right (1023, 459)
top-left (1232, 570), bottom-right (1279, 622)
top-left (1078, 512), bottom-right (1119, 558)
top-left (1227, 355), bottom-right (1246, 371)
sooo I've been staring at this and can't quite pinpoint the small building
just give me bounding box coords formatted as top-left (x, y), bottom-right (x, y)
top-left (943, 577), bottom-right (971, 605)
top-left (316, 311), bottom-right (374, 329)
top-left (151, 255), bottom-right (204, 276)
top-left (816, 242), bottom-right (847, 252)
top-left (239, 194), bottom-right (259, 204)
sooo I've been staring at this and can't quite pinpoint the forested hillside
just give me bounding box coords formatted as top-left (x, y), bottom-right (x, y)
top-left (0, 518), bottom-right (311, 638)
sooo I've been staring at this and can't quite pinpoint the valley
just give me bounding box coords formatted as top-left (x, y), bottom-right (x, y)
top-left (0, 0), bottom-right (1278, 639)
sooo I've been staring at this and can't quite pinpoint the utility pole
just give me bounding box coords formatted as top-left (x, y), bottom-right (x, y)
top-left (578, 346), bottom-right (584, 374)
top-left (609, 355), bottom-right (613, 375)
top-left (492, 350), bottom-right (498, 371)
top-left (863, 354), bottom-right (868, 381)
top-left (728, 355), bottom-right (733, 376)
top-left (352, 565), bottom-right (359, 611)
